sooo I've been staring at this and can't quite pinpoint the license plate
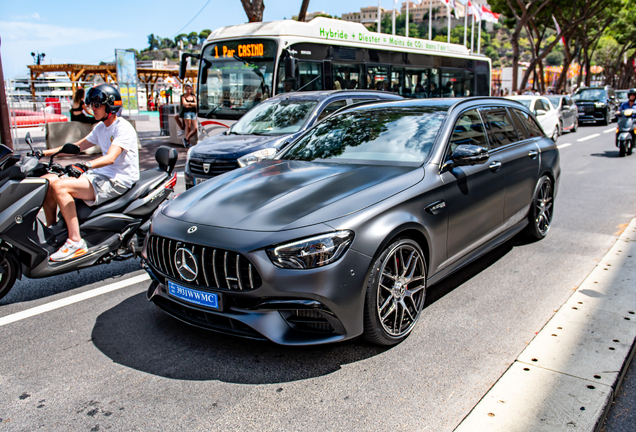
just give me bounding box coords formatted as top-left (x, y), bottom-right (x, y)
top-left (195, 177), bottom-right (209, 185)
top-left (168, 280), bottom-right (220, 309)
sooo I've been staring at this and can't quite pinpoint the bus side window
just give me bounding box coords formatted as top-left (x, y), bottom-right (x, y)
top-left (298, 61), bottom-right (323, 91)
top-left (333, 64), bottom-right (361, 90)
top-left (367, 66), bottom-right (389, 91)
top-left (390, 68), bottom-right (403, 94)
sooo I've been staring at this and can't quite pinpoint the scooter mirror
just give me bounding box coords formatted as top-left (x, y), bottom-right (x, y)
top-left (24, 132), bottom-right (35, 153)
top-left (60, 143), bottom-right (81, 155)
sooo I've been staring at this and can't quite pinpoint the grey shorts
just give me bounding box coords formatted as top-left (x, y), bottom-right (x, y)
top-left (83, 172), bottom-right (128, 207)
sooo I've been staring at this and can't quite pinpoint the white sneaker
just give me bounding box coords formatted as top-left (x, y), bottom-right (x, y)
top-left (177, 130), bottom-right (185, 137)
top-left (50, 239), bottom-right (88, 262)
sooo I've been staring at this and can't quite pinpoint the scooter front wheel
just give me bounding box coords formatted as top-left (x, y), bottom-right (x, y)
top-left (0, 256), bottom-right (17, 301)
top-left (619, 141), bottom-right (627, 157)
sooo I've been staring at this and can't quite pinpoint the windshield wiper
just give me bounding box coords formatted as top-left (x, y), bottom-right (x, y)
top-left (204, 104), bottom-right (222, 119)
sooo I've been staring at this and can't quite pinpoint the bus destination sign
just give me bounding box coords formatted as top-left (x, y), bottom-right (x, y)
top-left (213, 43), bottom-right (266, 58)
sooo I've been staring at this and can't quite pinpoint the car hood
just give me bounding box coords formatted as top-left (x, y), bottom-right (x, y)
top-left (192, 133), bottom-right (300, 159)
top-left (163, 159), bottom-right (423, 231)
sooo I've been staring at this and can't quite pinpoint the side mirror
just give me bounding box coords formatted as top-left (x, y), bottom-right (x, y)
top-left (535, 109), bottom-right (547, 116)
top-left (284, 56), bottom-right (297, 80)
top-left (449, 144), bottom-right (490, 167)
top-left (179, 52), bottom-right (200, 80)
top-left (60, 143), bottom-right (80, 155)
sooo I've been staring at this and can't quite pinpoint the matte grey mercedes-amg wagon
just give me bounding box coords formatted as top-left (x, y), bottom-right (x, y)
top-left (143, 97), bottom-right (560, 346)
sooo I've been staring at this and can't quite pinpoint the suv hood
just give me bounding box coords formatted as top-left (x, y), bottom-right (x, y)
top-left (163, 159), bottom-right (423, 231)
top-left (192, 132), bottom-right (301, 159)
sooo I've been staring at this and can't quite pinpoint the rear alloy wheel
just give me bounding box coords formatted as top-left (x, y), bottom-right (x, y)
top-left (526, 175), bottom-right (554, 240)
top-left (571, 118), bottom-right (578, 133)
top-left (601, 110), bottom-right (610, 126)
top-left (363, 239), bottom-right (427, 346)
top-left (0, 256), bottom-right (18, 301)
top-left (551, 124), bottom-right (560, 142)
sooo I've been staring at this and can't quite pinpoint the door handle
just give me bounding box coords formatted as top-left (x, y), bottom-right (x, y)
top-left (528, 150), bottom-right (538, 159)
top-left (489, 161), bottom-right (502, 172)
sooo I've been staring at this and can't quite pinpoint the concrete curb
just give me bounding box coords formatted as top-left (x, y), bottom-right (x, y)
top-left (455, 218), bottom-right (636, 432)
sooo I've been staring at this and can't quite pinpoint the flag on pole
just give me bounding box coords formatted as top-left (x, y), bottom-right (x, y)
top-left (467, 1), bottom-right (481, 21)
top-left (551, 15), bottom-right (565, 46)
top-left (480, 5), bottom-right (500, 23)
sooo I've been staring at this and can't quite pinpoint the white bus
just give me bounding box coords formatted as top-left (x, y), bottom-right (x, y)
top-left (181, 17), bottom-right (491, 136)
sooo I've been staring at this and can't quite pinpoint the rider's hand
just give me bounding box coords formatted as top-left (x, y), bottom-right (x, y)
top-left (65, 163), bottom-right (89, 178)
top-left (32, 150), bottom-right (44, 159)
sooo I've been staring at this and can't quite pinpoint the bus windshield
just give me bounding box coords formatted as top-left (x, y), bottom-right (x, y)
top-left (198, 39), bottom-right (277, 120)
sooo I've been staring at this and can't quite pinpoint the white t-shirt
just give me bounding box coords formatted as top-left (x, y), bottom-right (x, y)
top-left (85, 118), bottom-right (140, 188)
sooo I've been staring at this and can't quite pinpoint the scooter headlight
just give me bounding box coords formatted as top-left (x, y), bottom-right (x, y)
top-left (624, 109), bottom-right (633, 117)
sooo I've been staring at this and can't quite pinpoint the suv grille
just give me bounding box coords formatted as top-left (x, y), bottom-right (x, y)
top-left (189, 157), bottom-right (239, 176)
top-left (147, 236), bottom-right (262, 291)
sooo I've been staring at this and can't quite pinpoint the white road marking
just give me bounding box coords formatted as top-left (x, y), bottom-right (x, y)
top-left (577, 134), bottom-right (600, 142)
top-left (557, 143), bottom-right (571, 149)
top-left (604, 127), bottom-right (616, 133)
top-left (0, 274), bottom-right (150, 327)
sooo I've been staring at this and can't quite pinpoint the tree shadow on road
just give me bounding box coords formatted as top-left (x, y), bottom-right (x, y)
top-left (91, 292), bottom-right (388, 384)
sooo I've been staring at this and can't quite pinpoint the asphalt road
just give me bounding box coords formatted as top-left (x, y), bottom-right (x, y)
top-left (0, 122), bottom-right (634, 432)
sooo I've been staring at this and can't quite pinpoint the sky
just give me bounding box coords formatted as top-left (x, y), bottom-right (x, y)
top-left (0, 0), bottom-right (400, 79)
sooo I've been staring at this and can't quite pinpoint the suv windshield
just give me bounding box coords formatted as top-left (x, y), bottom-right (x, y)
top-left (231, 100), bottom-right (318, 135)
top-left (281, 106), bottom-right (446, 165)
top-left (616, 90), bottom-right (628, 100)
top-left (573, 89), bottom-right (607, 101)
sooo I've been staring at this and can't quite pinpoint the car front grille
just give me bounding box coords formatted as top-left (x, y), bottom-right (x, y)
top-left (147, 235), bottom-right (262, 291)
top-left (189, 157), bottom-right (239, 176)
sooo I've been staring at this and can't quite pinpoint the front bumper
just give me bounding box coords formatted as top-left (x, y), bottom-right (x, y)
top-left (577, 106), bottom-right (607, 122)
top-left (143, 214), bottom-right (373, 346)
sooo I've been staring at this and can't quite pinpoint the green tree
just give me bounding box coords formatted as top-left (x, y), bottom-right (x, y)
top-left (147, 34), bottom-right (159, 50)
top-left (187, 32), bottom-right (199, 46)
top-left (199, 29), bottom-right (212, 45)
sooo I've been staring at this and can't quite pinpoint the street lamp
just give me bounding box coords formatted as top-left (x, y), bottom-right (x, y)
top-left (31, 52), bottom-right (46, 65)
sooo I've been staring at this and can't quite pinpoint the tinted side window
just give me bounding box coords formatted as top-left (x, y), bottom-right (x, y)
top-left (509, 108), bottom-right (529, 141)
top-left (448, 109), bottom-right (489, 155)
top-left (482, 108), bottom-right (518, 148)
top-left (514, 109), bottom-right (544, 138)
top-left (317, 100), bottom-right (347, 120)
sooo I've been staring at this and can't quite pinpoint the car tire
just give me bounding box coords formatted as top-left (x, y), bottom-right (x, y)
top-left (525, 175), bottom-right (554, 240)
top-left (0, 256), bottom-right (18, 301)
top-left (571, 118), bottom-right (578, 133)
top-left (551, 124), bottom-right (559, 142)
top-left (601, 110), bottom-right (610, 126)
top-left (363, 238), bottom-right (427, 346)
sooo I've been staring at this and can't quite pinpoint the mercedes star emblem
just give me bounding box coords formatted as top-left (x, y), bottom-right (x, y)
top-left (187, 226), bottom-right (197, 234)
top-left (174, 248), bottom-right (198, 282)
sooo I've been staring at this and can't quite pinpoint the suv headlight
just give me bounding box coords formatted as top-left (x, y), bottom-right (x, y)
top-left (595, 102), bottom-right (606, 108)
top-left (266, 231), bottom-right (354, 269)
top-left (237, 148), bottom-right (277, 167)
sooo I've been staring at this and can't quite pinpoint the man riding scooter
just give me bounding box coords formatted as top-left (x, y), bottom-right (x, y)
top-left (615, 88), bottom-right (636, 157)
top-left (40, 84), bottom-right (140, 261)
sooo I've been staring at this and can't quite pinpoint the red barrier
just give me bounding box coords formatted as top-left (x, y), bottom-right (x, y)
top-left (11, 114), bottom-right (68, 127)
top-left (45, 98), bottom-right (62, 115)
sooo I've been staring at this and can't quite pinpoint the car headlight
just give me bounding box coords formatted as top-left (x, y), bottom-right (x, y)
top-left (595, 102), bottom-right (606, 108)
top-left (266, 230), bottom-right (354, 269)
top-left (186, 146), bottom-right (194, 163)
top-left (237, 148), bottom-right (277, 167)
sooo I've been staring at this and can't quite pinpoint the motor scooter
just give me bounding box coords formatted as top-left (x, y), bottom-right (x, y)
top-left (0, 133), bottom-right (178, 300)
top-left (616, 108), bottom-right (636, 157)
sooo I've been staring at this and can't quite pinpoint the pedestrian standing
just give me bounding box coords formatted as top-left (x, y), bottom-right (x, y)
top-left (181, 84), bottom-right (197, 147)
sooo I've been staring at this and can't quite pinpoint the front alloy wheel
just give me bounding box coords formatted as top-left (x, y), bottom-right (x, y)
top-left (526, 175), bottom-right (554, 240)
top-left (363, 238), bottom-right (427, 345)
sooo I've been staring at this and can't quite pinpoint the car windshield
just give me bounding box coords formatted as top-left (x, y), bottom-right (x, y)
top-left (281, 106), bottom-right (446, 165)
top-left (230, 100), bottom-right (318, 135)
top-left (616, 91), bottom-right (628, 100)
top-left (546, 96), bottom-right (561, 107)
top-left (573, 89), bottom-right (607, 101)
top-left (514, 99), bottom-right (532, 108)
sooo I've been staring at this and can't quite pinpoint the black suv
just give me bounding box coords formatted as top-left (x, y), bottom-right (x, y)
top-left (572, 86), bottom-right (618, 125)
top-left (185, 90), bottom-right (402, 189)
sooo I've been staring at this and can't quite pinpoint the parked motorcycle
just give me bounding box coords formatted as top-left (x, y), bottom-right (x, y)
top-left (0, 133), bottom-right (178, 300)
top-left (616, 108), bottom-right (636, 157)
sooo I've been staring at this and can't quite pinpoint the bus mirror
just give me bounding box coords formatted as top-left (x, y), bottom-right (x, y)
top-left (179, 54), bottom-right (188, 80)
top-left (285, 57), bottom-right (297, 80)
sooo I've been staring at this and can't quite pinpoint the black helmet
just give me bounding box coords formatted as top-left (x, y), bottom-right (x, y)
top-left (85, 84), bottom-right (122, 114)
top-left (628, 88), bottom-right (636, 97)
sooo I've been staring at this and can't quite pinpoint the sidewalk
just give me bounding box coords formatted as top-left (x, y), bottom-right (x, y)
top-left (456, 219), bottom-right (636, 431)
